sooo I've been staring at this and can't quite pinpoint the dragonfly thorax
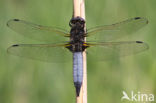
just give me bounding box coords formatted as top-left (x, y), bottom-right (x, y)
top-left (66, 17), bottom-right (88, 52)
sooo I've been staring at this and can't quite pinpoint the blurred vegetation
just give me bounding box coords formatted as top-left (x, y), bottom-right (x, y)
top-left (0, 0), bottom-right (156, 103)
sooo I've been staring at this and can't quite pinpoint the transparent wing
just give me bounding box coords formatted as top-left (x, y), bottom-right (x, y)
top-left (7, 19), bottom-right (70, 43)
top-left (87, 41), bottom-right (149, 61)
top-left (86, 17), bottom-right (148, 42)
top-left (7, 43), bottom-right (72, 62)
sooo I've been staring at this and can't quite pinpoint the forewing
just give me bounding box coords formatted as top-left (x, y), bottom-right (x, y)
top-left (7, 43), bottom-right (72, 62)
top-left (87, 17), bottom-right (148, 42)
top-left (87, 41), bottom-right (149, 61)
top-left (7, 19), bottom-right (69, 43)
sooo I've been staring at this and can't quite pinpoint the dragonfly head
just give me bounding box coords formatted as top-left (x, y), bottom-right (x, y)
top-left (69, 16), bottom-right (85, 28)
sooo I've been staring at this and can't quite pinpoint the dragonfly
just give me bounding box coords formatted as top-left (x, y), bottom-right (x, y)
top-left (7, 17), bottom-right (149, 96)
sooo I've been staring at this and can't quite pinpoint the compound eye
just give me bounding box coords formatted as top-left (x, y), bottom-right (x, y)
top-left (69, 21), bottom-right (74, 27)
top-left (70, 18), bottom-right (77, 24)
top-left (79, 17), bottom-right (85, 23)
top-left (69, 19), bottom-right (76, 27)
top-left (80, 20), bottom-right (85, 24)
top-left (72, 20), bottom-right (76, 24)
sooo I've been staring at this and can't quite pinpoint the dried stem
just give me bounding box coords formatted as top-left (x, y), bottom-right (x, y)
top-left (73, 0), bottom-right (87, 103)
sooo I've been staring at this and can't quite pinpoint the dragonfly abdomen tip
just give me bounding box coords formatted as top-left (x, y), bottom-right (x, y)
top-left (74, 82), bottom-right (82, 96)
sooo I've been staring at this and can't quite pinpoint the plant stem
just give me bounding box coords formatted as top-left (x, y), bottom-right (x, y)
top-left (73, 0), bottom-right (87, 103)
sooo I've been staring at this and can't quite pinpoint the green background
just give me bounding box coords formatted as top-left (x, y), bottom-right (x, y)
top-left (0, 0), bottom-right (155, 103)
